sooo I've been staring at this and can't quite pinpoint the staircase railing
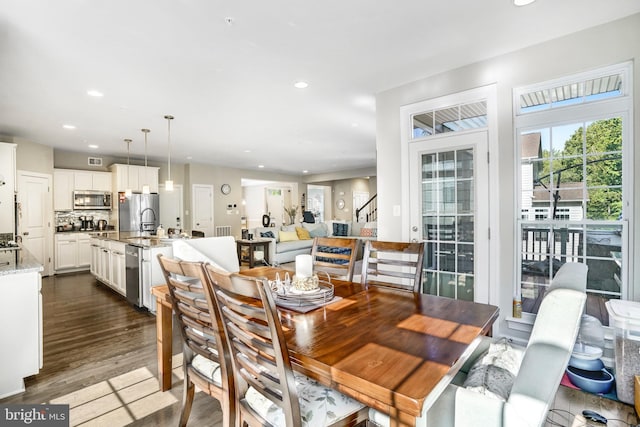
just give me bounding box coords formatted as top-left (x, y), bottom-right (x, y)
top-left (355, 194), bottom-right (377, 222)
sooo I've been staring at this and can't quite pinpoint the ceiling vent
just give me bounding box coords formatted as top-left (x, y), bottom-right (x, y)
top-left (88, 157), bottom-right (103, 167)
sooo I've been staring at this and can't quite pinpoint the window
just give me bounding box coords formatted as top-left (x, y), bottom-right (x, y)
top-left (412, 101), bottom-right (487, 139)
top-left (514, 63), bottom-right (632, 323)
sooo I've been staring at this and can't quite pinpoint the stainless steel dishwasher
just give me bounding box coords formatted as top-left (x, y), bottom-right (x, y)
top-left (125, 244), bottom-right (143, 307)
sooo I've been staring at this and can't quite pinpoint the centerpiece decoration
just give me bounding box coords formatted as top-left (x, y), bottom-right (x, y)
top-left (292, 254), bottom-right (319, 291)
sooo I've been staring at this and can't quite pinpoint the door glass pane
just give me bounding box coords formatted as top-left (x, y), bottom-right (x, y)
top-left (421, 148), bottom-right (475, 301)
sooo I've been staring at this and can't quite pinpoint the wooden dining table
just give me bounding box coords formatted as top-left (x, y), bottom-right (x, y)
top-left (151, 266), bottom-right (499, 426)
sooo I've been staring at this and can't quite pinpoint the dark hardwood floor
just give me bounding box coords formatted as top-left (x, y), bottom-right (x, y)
top-left (0, 272), bottom-right (223, 426)
top-left (1, 271), bottom-right (636, 426)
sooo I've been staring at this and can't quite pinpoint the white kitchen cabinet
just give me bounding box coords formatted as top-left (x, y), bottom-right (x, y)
top-left (55, 232), bottom-right (92, 272)
top-left (73, 171), bottom-right (93, 191)
top-left (90, 238), bottom-right (100, 276)
top-left (77, 234), bottom-right (91, 267)
top-left (53, 169), bottom-right (74, 211)
top-left (73, 170), bottom-right (112, 192)
top-left (110, 164), bottom-right (159, 193)
top-left (54, 169), bottom-right (113, 211)
top-left (55, 235), bottom-right (77, 270)
top-left (0, 143), bottom-right (16, 236)
top-left (109, 241), bottom-right (126, 295)
top-left (92, 172), bottom-right (112, 191)
top-left (90, 238), bottom-right (126, 296)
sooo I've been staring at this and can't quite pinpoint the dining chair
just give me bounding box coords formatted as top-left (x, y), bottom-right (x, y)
top-left (310, 237), bottom-right (359, 282)
top-left (156, 255), bottom-right (235, 427)
top-left (204, 265), bottom-right (369, 427)
top-left (360, 240), bottom-right (425, 293)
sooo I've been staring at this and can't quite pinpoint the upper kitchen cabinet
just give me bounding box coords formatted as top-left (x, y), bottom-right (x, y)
top-left (53, 169), bottom-right (74, 211)
top-left (110, 164), bottom-right (159, 194)
top-left (73, 170), bottom-right (111, 191)
top-left (0, 143), bottom-right (17, 235)
top-left (54, 169), bottom-right (113, 211)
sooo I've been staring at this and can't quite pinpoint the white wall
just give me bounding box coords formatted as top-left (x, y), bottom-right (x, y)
top-left (376, 13), bottom-right (640, 336)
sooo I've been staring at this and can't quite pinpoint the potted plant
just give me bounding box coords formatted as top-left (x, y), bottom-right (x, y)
top-left (284, 205), bottom-right (298, 225)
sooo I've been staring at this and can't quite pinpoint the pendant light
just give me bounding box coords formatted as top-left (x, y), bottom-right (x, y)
top-left (124, 138), bottom-right (133, 197)
top-left (164, 114), bottom-right (174, 191)
top-left (141, 128), bottom-right (151, 194)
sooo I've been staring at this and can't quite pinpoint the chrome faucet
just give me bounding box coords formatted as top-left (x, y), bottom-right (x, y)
top-left (140, 207), bottom-right (157, 233)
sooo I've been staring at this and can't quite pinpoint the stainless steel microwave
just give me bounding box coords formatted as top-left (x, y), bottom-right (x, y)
top-left (73, 191), bottom-right (112, 210)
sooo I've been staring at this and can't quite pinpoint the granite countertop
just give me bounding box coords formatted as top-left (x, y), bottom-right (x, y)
top-left (90, 231), bottom-right (185, 248)
top-left (0, 247), bottom-right (44, 276)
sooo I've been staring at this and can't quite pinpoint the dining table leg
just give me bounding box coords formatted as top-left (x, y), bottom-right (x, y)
top-left (155, 295), bottom-right (173, 391)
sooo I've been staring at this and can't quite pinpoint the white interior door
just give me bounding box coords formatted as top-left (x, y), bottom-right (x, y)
top-left (192, 184), bottom-right (213, 236)
top-left (159, 184), bottom-right (183, 230)
top-left (266, 188), bottom-right (284, 226)
top-left (17, 171), bottom-right (53, 276)
top-left (409, 131), bottom-right (489, 303)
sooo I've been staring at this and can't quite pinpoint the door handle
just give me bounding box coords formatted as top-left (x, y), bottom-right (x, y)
top-left (22, 231), bottom-right (29, 236)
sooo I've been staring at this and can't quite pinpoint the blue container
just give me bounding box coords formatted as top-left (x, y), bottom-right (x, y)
top-left (566, 366), bottom-right (614, 394)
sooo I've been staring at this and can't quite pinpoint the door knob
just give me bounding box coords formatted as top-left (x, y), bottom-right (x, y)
top-left (412, 226), bottom-right (418, 232)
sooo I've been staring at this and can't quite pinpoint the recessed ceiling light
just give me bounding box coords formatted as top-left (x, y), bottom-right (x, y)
top-left (294, 81), bottom-right (308, 89)
top-left (351, 123), bottom-right (359, 128)
top-left (87, 89), bottom-right (104, 97)
top-left (258, 164), bottom-right (265, 168)
top-left (244, 149), bottom-right (251, 153)
top-left (513, 0), bottom-right (535, 5)
top-left (62, 124), bottom-right (76, 130)
top-left (88, 144), bottom-right (99, 149)
top-left (186, 156), bottom-right (193, 160)
top-left (302, 170), bottom-right (308, 174)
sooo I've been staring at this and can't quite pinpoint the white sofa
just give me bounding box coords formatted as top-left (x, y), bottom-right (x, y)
top-left (370, 262), bottom-right (588, 427)
top-left (251, 221), bottom-right (378, 265)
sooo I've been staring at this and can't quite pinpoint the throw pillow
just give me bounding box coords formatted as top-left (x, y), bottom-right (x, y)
top-left (295, 227), bottom-right (311, 240)
top-left (309, 225), bottom-right (328, 238)
top-left (260, 231), bottom-right (275, 239)
top-left (462, 338), bottom-right (524, 401)
top-left (279, 230), bottom-right (299, 242)
top-left (333, 223), bottom-right (349, 237)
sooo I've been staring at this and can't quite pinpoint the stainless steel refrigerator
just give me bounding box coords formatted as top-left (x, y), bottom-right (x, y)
top-left (118, 192), bottom-right (160, 234)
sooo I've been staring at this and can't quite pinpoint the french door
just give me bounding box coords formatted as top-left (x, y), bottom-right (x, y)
top-left (409, 131), bottom-right (489, 302)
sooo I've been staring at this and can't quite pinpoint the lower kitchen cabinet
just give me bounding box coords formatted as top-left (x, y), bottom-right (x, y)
top-left (55, 233), bottom-right (91, 272)
top-left (109, 242), bottom-right (126, 295)
top-left (90, 238), bottom-right (126, 296)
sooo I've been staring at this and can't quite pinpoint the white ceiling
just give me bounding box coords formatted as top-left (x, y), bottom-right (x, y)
top-left (2, 1), bottom-right (639, 176)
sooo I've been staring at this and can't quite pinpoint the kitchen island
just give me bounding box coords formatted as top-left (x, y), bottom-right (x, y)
top-left (89, 232), bottom-right (174, 312)
top-left (0, 247), bottom-right (43, 398)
